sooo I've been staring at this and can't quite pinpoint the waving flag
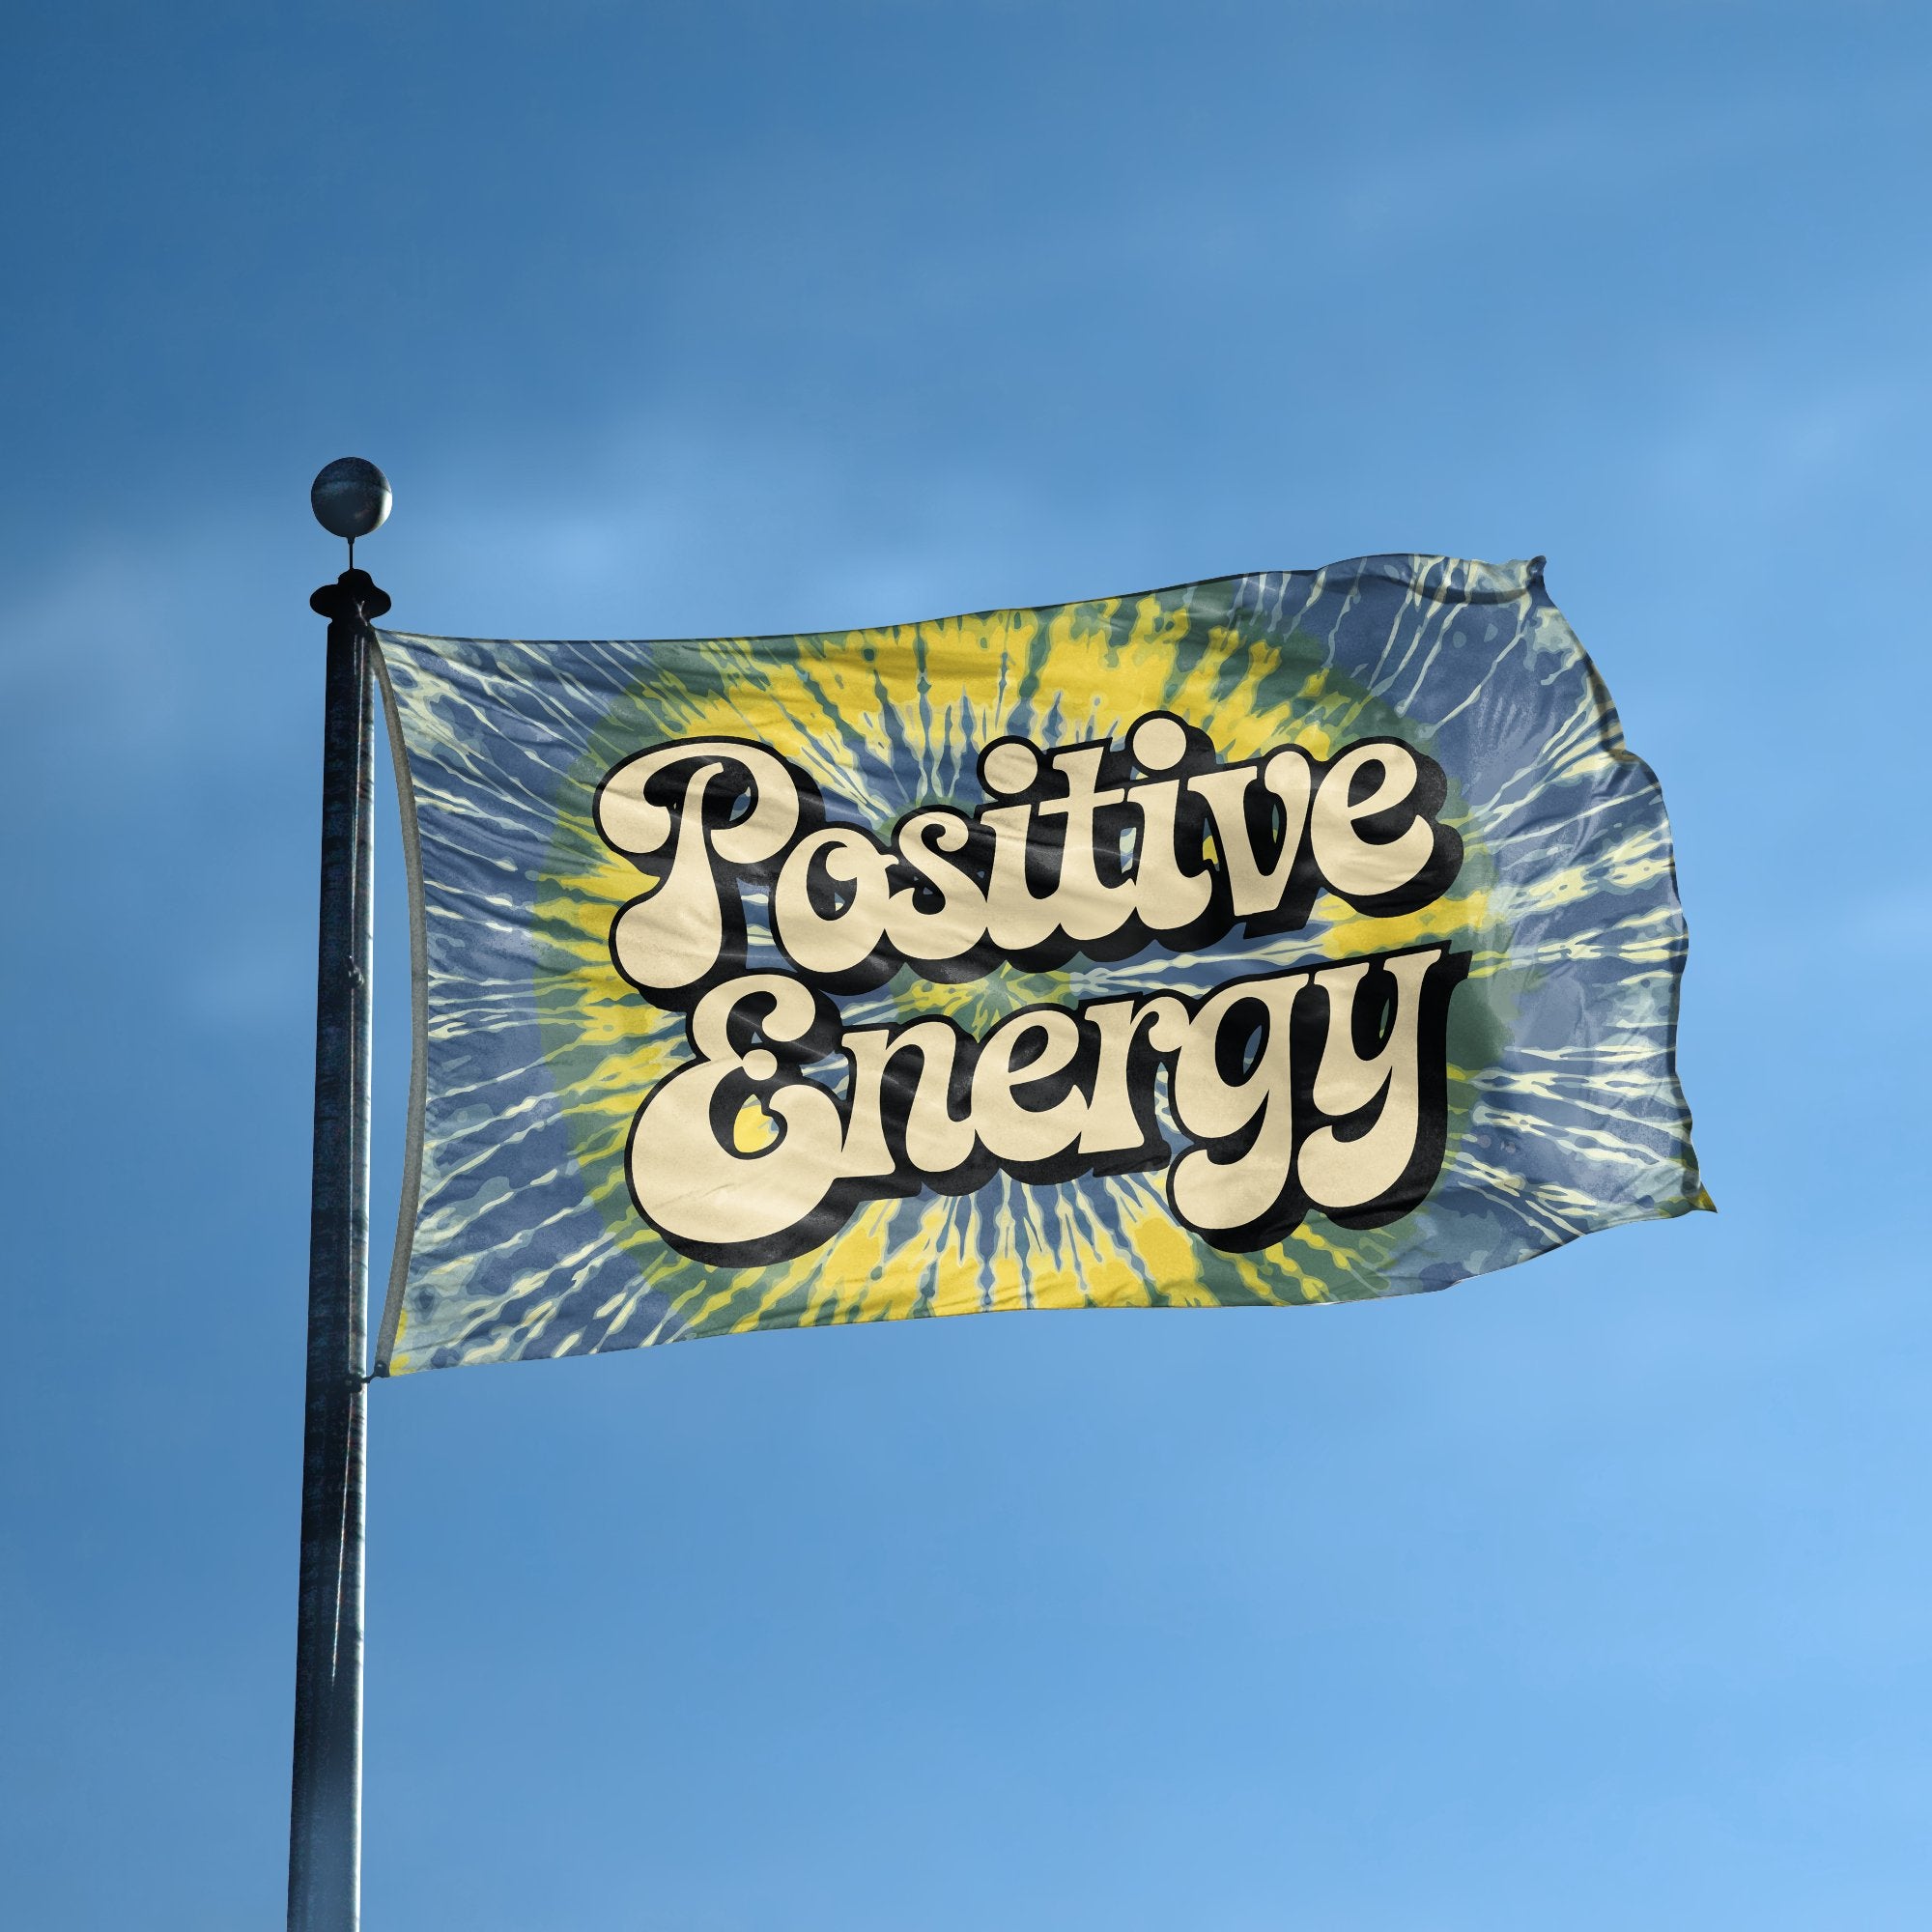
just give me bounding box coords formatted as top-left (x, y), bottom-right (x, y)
top-left (370, 554), bottom-right (1706, 1374)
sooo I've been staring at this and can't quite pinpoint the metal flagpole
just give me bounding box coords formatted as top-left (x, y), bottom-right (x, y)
top-left (290, 461), bottom-right (392, 1932)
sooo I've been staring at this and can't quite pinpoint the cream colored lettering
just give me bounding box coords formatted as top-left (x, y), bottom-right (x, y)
top-left (1035, 745), bottom-right (1137, 944)
top-left (885, 810), bottom-right (988, 966)
top-left (972, 1008), bottom-right (1088, 1165)
top-left (596, 723), bottom-right (1461, 992)
top-left (980, 802), bottom-right (1064, 952)
top-left (1295, 949), bottom-right (1440, 1212)
top-left (1188, 748), bottom-right (1315, 917)
top-left (628, 973), bottom-right (844, 1248)
top-left (1168, 974), bottom-right (1311, 1236)
top-left (1122, 775), bottom-right (1214, 933)
top-left (772, 825), bottom-right (895, 979)
top-left (839, 1021), bottom-right (976, 1178)
top-left (598, 741), bottom-right (806, 997)
top-left (628, 944), bottom-right (1464, 1263)
top-left (1079, 995), bottom-right (1189, 1156)
top-left (1309, 742), bottom-right (1438, 903)
top-left (600, 723), bottom-right (1466, 1261)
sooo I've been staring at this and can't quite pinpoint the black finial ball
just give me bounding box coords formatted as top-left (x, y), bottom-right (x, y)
top-left (310, 457), bottom-right (392, 541)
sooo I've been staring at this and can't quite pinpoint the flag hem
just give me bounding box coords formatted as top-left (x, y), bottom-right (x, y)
top-left (370, 637), bottom-right (429, 1375)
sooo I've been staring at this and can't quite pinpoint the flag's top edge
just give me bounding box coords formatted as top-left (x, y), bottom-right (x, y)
top-left (375, 553), bottom-right (1548, 649)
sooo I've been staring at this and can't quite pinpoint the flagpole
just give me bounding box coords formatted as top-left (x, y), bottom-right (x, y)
top-left (290, 462), bottom-right (391, 1932)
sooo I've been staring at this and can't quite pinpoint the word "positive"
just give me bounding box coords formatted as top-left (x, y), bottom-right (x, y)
top-left (594, 714), bottom-right (1463, 1000)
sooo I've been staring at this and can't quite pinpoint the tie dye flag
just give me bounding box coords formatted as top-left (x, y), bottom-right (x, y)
top-left (370, 554), bottom-right (1706, 1376)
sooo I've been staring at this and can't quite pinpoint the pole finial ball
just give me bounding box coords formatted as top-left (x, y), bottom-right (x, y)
top-left (310, 457), bottom-right (392, 541)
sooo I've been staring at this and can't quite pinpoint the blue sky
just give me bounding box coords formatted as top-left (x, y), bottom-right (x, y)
top-left (3, 3), bottom-right (1929, 1926)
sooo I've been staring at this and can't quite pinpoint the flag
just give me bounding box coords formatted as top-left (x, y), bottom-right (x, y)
top-left (371, 554), bottom-right (1706, 1374)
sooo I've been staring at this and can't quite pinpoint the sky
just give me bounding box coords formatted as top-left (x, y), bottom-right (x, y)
top-left (2, 2), bottom-right (1929, 1926)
